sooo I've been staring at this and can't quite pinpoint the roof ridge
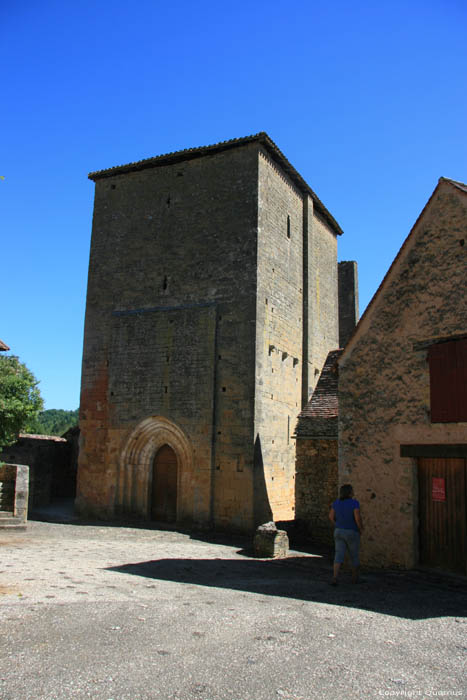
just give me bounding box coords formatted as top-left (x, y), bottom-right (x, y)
top-left (439, 176), bottom-right (467, 194)
top-left (88, 132), bottom-right (267, 179)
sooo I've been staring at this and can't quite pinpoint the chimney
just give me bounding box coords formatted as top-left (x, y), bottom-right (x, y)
top-left (338, 261), bottom-right (359, 348)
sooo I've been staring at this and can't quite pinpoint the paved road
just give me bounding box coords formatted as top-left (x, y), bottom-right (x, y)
top-left (0, 517), bottom-right (466, 700)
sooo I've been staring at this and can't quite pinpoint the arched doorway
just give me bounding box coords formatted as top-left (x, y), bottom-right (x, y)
top-left (151, 444), bottom-right (178, 522)
top-left (118, 416), bottom-right (193, 521)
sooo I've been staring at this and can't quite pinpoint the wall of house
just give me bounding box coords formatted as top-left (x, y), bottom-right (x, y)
top-left (78, 144), bottom-right (260, 530)
top-left (339, 181), bottom-right (467, 568)
top-left (295, 437), bottom-right (337, 545)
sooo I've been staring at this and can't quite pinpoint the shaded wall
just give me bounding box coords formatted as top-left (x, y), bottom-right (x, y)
top-left (0, 433), bottom-right (77, 509)
top-left (338, 261), bottom-right (359, 348)
top-left (0, 464), bottom-right (29, 526)
top-left (295, 438), bottom-right (337, 546)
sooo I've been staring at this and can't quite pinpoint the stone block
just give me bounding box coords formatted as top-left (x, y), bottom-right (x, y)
top-left (253, 521), bottom-right (289, 558)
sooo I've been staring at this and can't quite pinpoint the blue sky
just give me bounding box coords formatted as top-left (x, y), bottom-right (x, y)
top-left (2, 0), bottom-right (466, 410)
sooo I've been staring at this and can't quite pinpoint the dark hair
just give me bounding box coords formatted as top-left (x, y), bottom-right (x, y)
top-left (339, 484), bottom-right (353, 500)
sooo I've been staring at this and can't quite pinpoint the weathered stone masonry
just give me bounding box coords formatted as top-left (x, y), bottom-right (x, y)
top-left (338, 178), bottom-right (467, 570)
top-left (77, 133), bottom-right (343, 532)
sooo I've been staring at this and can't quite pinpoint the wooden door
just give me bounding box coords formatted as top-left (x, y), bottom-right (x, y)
top-left (151, 445), bottom-right (177, 522)
top-left (418, 458), bottom-right (467, 574)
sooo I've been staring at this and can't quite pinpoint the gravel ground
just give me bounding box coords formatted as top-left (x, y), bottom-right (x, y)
top-left (0, 516), bottom-right (466, 700)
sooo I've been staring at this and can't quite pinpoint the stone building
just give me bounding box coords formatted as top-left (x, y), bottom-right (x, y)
top-left (338, 178), bottom-right (467, 574)
top-left (77, 132), bottom-right (350, 532)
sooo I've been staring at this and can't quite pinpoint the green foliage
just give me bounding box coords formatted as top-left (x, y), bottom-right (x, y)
top-left (29, 408), bottom-right (79, 437)
top-left (0, 355), bottom-right (44, 450)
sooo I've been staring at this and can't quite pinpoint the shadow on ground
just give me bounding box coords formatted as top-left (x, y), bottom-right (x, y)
top-left (107, 556), bottom-right (467, 621)
top-left (30, 498), bottom-right (467, 621)
top-left (29, 499), bottom-right (255, 549)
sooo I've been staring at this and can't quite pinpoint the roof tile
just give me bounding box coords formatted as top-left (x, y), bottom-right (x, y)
top-left (295, 349), bottom-right (342, 438)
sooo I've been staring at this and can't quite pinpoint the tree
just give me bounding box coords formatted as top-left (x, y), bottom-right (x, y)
top-left (30, 408), bottom-right (79, 436)
top-left (0, 355), bottom-right (43, 451)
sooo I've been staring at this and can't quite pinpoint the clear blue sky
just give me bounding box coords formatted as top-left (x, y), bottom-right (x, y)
top-left (2, 0), bottom-right (466, 410)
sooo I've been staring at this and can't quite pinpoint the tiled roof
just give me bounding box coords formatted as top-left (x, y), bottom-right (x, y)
top-left (0, 339), bottom-right (9, 351)
top-left (295, 349), bottom-right (342, 438)
top-left (19, 433), bottom-right (67, 442)
top-left (88, 132), bottom-right (343, 236)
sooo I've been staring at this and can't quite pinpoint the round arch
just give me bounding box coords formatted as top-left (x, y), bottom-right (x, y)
top-left (118, 416), bottom-right (193, 520)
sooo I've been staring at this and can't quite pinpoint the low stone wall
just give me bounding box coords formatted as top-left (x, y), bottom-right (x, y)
top-left (295, 438), bottom-right (338, 546)
top-left (0, 463), bottom-right (29, 526)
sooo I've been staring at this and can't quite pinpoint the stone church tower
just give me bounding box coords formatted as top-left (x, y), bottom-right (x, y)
top-left (77, 132), bottom-right (342, 532)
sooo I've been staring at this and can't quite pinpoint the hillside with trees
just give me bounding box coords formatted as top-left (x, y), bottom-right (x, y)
top-left (29, 408), bottom-right (79, 437)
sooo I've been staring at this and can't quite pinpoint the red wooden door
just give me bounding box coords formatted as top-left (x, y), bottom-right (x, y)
top-left (418, 458), bottom-right (467, 574)
top-left (151, 445), bottom-right (177, 522)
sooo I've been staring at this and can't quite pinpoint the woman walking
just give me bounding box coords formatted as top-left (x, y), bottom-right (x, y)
top-left (329, 484), bottom-right (363, 585)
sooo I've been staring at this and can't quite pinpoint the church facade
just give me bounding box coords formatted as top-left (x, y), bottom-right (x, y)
top-left (76, 133), bottom-right (345, 532)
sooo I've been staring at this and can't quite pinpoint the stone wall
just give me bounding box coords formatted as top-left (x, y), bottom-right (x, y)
top-left (254, 150), bottom-right (339, 524)
top-left (0, 463), bottom-right (17, 511)
top-left (0, 434), bottom-right (74, 509)
top-left (307, 213), bottom-right (339, 390)
top-left (79, 143), bottom-right (260, 529)
top-left (255, 150), bottom-right (305, 523)
top-left (339, 179), bottom-right (467, 569)
top-left (295, 438), bottom-right (337, 546)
